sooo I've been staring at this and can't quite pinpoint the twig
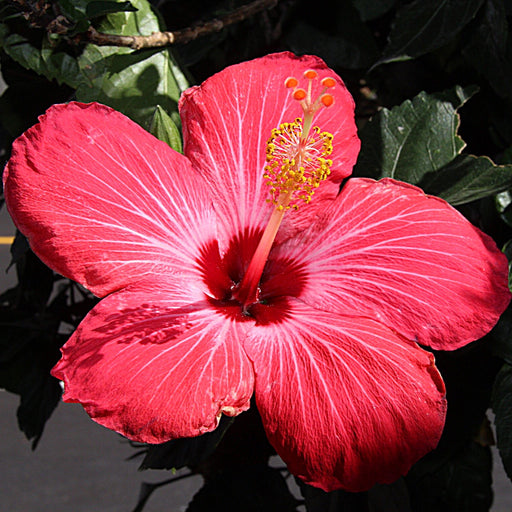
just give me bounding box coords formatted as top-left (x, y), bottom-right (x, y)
top-left (83, 0), bottom-right (279, 50)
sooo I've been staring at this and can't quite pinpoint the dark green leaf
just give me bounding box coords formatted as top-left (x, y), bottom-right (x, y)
top-left (186, 467), bottom-right (299, 512)
top-left (352, 0), bottom-right (397, 21)
top-left (496, 195), bottom-right (512, 228)
top-left (86, 1), bottom-right (138, 19)
top-left (287, 3), bottom-right (378, 70)
top-left (492, 363), bottom-right (512, 480)
top-left (420, 154), bottom-right (512, 205)
top-left (406, 441), bottom-right (493, 512)
top-left (140, 415), bottom-right (234, 470)
top-left (356, 83), bottom-right (512, 203)
top-left (488, 304), bottom-right (512, 364)
top-left (299, 478), bottom-right (412, 512)
top-left (76, 0), bottom-right (188, 127)
top-left (1, 32), bottom-right (48, 79)
top-left (368, 480), bottom-right (412, 512)
top-left (0, 28), bottom-right (82, 88)
top-left (503, 145), bottom-right (512, 165)
top-left (462, 0), bottom-right (512, 99)
top-left (149, 105), bottom-right (183, 153)
top-left (353, 86), bottom-right (476, 183)
top-left (404, 340), bottom-right (498, 511)
top-left (7, 231), bottom-right (29, 269)
top-left (0, 344), bottom-right (63, 450)
top-left (376, 0), bottom-right (485, 67)
top-left (0, 251), bottom-right (62, 448)
top-left (57, 0), bottom-right (88, 22)
top-left (40, 38), bottom-right (82, 89)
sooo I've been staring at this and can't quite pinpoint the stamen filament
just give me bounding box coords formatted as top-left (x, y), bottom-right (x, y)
top-left (302, 112), bottom-right (314, 142)
top-left (232, 194), bottom-right (290, 310)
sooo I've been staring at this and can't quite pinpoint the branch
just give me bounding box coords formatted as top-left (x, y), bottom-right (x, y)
top-left (84, 0), bottom-right (279, 50)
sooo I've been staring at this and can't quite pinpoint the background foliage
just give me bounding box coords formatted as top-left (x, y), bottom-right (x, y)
top-left (2, 0), bottom-right (512, 510)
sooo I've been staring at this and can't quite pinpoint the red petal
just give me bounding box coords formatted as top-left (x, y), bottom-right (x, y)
top-left (4, 102), bottom-right (217, 297)
top-left (179, 52), bottom-right (360, 237)
top-left (277, 178), bottom-right (511, 350)
top-left (51, 278), bottom-right (254, 443)
top-left (243, 299), bottom-right (446, 492)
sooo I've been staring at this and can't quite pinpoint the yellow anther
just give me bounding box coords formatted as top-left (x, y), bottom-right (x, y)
top-left (264, 118), bottom-right (333, 210)
top-left (263, 68), bottom-right (337, 211)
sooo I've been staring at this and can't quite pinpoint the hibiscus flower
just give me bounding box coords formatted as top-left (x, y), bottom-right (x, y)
top-left (3, 52), bottom-right (510, 492)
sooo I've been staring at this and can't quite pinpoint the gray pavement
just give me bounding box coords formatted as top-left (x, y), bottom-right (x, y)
top-left (0, 392), bottom-right (202, 512)
top-left (0, 206), bottom-right (16, 290)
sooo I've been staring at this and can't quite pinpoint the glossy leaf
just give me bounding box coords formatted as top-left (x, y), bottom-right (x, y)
top-left (353, 86), bottom-right (476, 183)
top-left (420, 154), bottom-right (512, 205)
top-left (493, 363), bottom-right (512, 480)
top-left (354, 86), bottom-right (512, 204)
top-left (462, 0), bottom-right (512, 99)
top-left (76, 0), bottom-right (188, 126)
top-left (376, 0), bottom-right (485, 66)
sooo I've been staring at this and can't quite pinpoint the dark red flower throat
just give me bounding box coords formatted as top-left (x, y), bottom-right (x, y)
top-left (198, 227), bottom-right (307, 323)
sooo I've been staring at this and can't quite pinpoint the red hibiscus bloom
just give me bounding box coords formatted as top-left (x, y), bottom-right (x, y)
top-left (4, 52), bottom-right (510, 492)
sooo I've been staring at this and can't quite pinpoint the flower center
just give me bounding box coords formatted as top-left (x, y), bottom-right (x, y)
top-left (231, 70), bottom-right (335, 312)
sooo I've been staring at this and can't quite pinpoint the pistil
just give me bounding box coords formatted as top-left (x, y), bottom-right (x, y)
top-left (232, 70), bottom-right (336, 312)
top-left (231, 196), bottom-right (289, 311)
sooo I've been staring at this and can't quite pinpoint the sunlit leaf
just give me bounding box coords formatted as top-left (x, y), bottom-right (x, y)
top-left (353, 86), bottom-right (476, 183)
top-left (76, 0), bottom-right (188, 126)
top-left (149, 105), bottom-right (183, 153)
